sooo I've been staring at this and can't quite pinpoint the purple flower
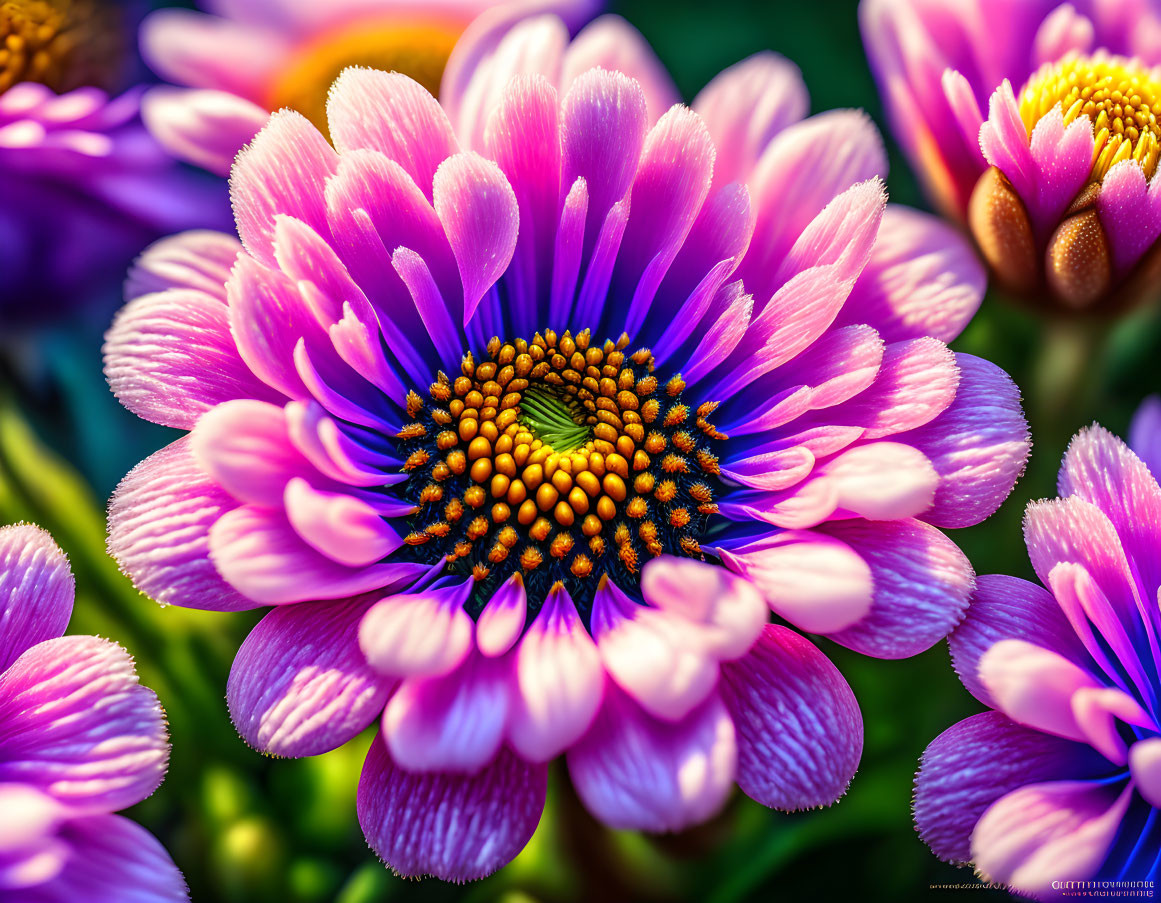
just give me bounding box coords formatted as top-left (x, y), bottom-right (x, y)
top-left (104, 13), bottom-right (1029, 882)
top-left (0, 524), bottom-right (185, 901)
top-left (139, 0), bottom-right (600, 176)
top-left (0, 4), bottom-right (227, 328)
top-left (861, 0), bottom-right (1161, 313)
top-left (914, 409), bottom-right (1161, 899)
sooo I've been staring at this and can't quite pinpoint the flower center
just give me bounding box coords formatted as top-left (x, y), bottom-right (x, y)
top-left (397, 329), bottom-right (727, 613)
top-left (265, 18), bottom-right (460, 134)
top-left (0, 0), bottom-right (122, 95)
top-left (1019, 51), bottom-right (1161, 182)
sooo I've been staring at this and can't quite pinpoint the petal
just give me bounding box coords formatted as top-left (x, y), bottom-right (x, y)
top-left (124, 230), bottom-right (241, 301)
top-left (915, 711), bottom-right (1115, 864)
top-left (1099, 159), bottom-right (1161, 273)
top-left (720, 624), bottom-right (861, 810)
top-left (105, 290), bottom-right (281, 430)
top-left (327, 69), bottom-right (458, 199)
top-left (901, 353), bottom-right (1029, 529)
top-left (1129, 737), bottom-right (1161, 808)
top-left (27, 814), bottom-right (188, 903)
top-left (142, 86), bottom-right (269, 177)
top-left (508, 583), bottom-right (603, 761)
top-left (0, 525), bottom-right (73, 673)
top-left (382, 649), bottom-right (509, 773)
top-left (227, 595), bottom-right (391, 757)
top-left (820, 517), bottom-right (974, 659)
top-left (358, 736), bottom-right (546, 882)
top-left (1129, 395), bottom-right (1161, 480)
top-left (432, 152), bottom-right (519, 324)
top-left (836, 205), bottom-right (985, 343)
top-left (950, 574), bottom-right (1092, 708)
top-left (720, 531), bottom-right (873, 635)
top-left (692, 51), bottom-right (808, 188)
top-left (283, 478), bottom-right (402, 567)
top-left (358, 581), bottom-right (474, 679)
top-left (107, 438), bottom-right (258, 612)
top-left (567, 686), bottom-right (736, 832)
top-left (0, 636), bottom-right (168, 813)
top-left (972, 780), bottom-right (1133, 895)
top-left (475, 573), bottom-right (527, 658)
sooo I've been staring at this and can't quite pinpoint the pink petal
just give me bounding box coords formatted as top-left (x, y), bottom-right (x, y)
top-left (720, 624), bottom-right (861, 810)
top-left (475, 573), bottom-right (527, 658)
top-left (108, 438), bottom-right (258, 612)
top-left (507, 583), bottom-right (603, 761)
top-left (0, 525), bottom-right (73, 673)
top-left (125, 230), bottom-right (241, 301)
top-left (1129, 737), bottom-right (1161, 808)
top-left (358, 581), bottom-right (474, 679)
top-left (0, 636), bottom-right (168, 813)
top-left (142, 86), bottom-right (269, 176)
top-left (227, 595), bottom-right (391, 757)
top-left (567, 686), bottom-right (736, 832)
top-left (358, 737), bottom-right (546, 881)
top-left (283, 478), bottom-right (401, 567)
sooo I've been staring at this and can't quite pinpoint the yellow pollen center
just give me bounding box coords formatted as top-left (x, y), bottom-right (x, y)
top-left (266, 18), bottom-right (461, 134)
top-left (0, 0), bottom-right (120, 95)
top-left (1019, 51), bottom-right (1161, 182)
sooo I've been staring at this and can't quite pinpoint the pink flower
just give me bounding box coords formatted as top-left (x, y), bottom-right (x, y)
top-left (861, 0), bottom-right (1161, 312)
top-left (105, 14), bottom-right (1028, 881)
top-left (0, 524), bottom-right (185, 902)
top-left (139, 0), bottom-right (600, 175)
top-left (915, 406), bottom-right (1161, 899)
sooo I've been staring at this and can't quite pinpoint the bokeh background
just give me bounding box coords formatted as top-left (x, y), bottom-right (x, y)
top-left (4, 0), bottom-right (1158, 899)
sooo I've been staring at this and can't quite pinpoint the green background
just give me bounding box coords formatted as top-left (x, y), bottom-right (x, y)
top-left (5, 0), bottom-right (1158, 899)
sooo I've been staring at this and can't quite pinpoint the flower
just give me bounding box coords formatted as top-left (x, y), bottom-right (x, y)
top-left (914, 410), bottom-right (1161, 899)
top-left (861, 0), bottom-right (1161, 313)
top-left (0, 0), bottom-right (227, 328)
top-left (104, 13), bottom-right (1029, 882)
top-left (139, 0), bottom-right (600, 176)
top-left (0, 523), bottom-right (185, 902)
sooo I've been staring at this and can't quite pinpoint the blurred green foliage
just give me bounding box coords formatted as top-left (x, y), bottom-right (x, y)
top-left (6, 0), bottom-right (1161, 900)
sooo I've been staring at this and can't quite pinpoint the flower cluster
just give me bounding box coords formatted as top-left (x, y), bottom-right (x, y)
top-left (916, 409), bottom-right (1161, 898)
top-left (0, 524), bottom-right (185, 902)
top-left (104, 11), bottom-right (1029, 881)
top-left (862, 0), bottom-right (1161, 313)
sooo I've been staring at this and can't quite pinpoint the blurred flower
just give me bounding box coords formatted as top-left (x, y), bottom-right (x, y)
top-left (139, 0), bottom-right (600, 176)
top-left (104, 14), bottom-right (1028, 882)
top-left (915, 411), bottom-right (1161, 899)
top-left (0, 523), bottom-right (185, 902)
top-left (0, 0), bottom-right (227, 329)
top-left (861, 0), bottom-right (1161, 314)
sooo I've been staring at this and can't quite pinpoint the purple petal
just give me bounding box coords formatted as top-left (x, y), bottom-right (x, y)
top-left (692, 51), bottom-right (808, 188)
top-left (835, 204), bottom-right (985, 343)
top-left (229, 110), bottom-right (337, 266)
top-left (382, 649), bottom-right (509, 772)
top-left (1098, 159), bottom-right (1161, 273)
top-left (432, 152), bottom-right (519, 325)
top-left (1026, 102), bottom-right (1095, 235)
top-left (0, 525), bottom-right (73, 673)
top-left (901, 353), bottom-right (1029, 529)
top-left (1129, 737), bottom-right (1161, 808)
top-left (108, 438), bottom-right (258, 612)
top-left (358, 581), bottom-right (474, 679)
top-left (21, 813), bottom-right (188, 903)
top-left (358, 736), bottom-right (546, 881)
top-left (720, 624), bottom-right (862, 810)
top-left (327, 69), bottom-right (458, 200)
top-left (915, 711), bottom-right (1113, 864)
top-left (227, 595), bottom-right (392, 757)
top-left (567, 686), bottom-right (736, 832)
top-left (972, 781), bottom-right (1132, 895)
top-left (950, 574), bottom-right (1092, 707)
top-left (142, 86), bottom-right (268, 177)
top-left (0, 636), bottom-right (167, 813)
top-left (508, 583), bottom-right (603, 761)
top-left (819, 517), bottom-right (973, 659)
top-left (124, 230), bottom-right (241, 301)
top-left (1130, 395), bottom-right (1161, 479)
top-left (105, 289), bottom-right (282, 430)
top-left (476, 574), bottom-right (527, 657)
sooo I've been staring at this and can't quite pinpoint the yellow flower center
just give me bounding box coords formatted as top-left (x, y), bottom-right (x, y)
top-left (0, 0), bottom-right (121, 95)
top-left (1019, 51), bottom-right (1161, 182)
top-left (266, 18), bottom-right (461, 134)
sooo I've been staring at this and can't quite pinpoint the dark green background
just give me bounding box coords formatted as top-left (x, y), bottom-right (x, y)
top-left (5, 0), bottom-right (1158, 900)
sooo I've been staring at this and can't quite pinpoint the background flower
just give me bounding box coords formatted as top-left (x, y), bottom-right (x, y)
top-left (861, 0), bottom-right (1161, 314)
top-left (915, 409), bottom-right (1161, 898)
top-left (0, 522), bottom-right (185, 902)
top-left (104, 7), bottom-right (1027, 886)
top-left (139, 0), bottom-right (602, 175)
